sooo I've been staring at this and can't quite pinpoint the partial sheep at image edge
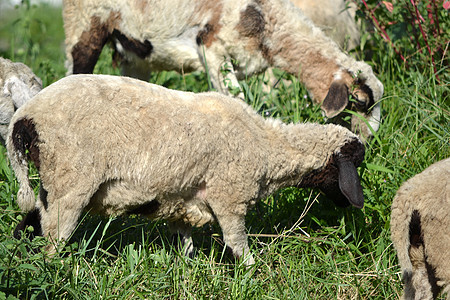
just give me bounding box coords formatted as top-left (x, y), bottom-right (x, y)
top-left (0, 57), bottom-right (42, 145)
top-left (391, 157), bottom-right (450, 300)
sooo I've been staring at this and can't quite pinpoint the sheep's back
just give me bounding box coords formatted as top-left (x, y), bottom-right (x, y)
top-left (11, 74), bottom-right (272, 196)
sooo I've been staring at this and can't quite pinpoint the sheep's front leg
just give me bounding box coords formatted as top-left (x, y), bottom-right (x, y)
top-left (219, 58), bottom-right (245, 100)
top-left (198, 45), bottom-right (244, 99)
top-left (206, 199), bottom-right (254, 266)
top-left (168, 221), bottom-right (194, 258)
top-left (217, 213), bottom-right (254, 265)
top-left (66, 28), bottom-right (110, 75)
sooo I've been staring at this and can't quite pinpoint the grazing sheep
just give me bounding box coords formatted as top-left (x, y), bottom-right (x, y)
top-left (63, 0), bottom-right (383, 140)
top-left (390, 158), bottom-right (450, 299)
top-left (263, 0), bottom-right (360, 102)
top-left (291, 0), bottom-right (360, 50)
top-left (8, 74), bottom-right (365, 265)
top-left (0, 57), bottom-right (42, 145)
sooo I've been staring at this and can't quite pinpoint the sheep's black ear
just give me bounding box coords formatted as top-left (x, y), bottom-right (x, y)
top-left (336, 158), bottom-right (364, 209)
top-left (321, 81), bottom-right (349, 118)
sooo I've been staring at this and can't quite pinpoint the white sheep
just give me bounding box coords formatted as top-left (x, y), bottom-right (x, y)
top-left (390, 157), bottom-right (450, 299)
top-left (8, 74), bottom-right (366, 265)
top-left (63, 0), bottom-right (383, 140)
top-left (0, 57), bottom-right (42, 145)
top-left (290, 0), bottom-right (360, 51)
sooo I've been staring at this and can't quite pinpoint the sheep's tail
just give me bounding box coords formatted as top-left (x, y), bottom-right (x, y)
top-left (404, 211), bottom-right (437, 299)
top-left (392, 203), bottom-right (430, 299)
top-left (6, 117), bottom-right (39, 212)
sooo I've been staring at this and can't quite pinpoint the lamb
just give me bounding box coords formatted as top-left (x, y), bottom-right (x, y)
top-left (8, 74), bottom-right (366, 265)
top-left (390, 157), bottom-right (450, 299)
top-left (0, 57), bottom-right (42, 146)
top-left (62, 0), bottom-right (383, 140)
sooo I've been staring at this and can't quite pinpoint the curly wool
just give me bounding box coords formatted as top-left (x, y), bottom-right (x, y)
top-left (8, 74), bottom-right (365, 265)
top-left (63, 0), bottom-right (383, 140)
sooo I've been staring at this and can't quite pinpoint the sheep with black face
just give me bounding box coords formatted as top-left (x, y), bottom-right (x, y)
top-left (9, 74), bottom-right (365, 265)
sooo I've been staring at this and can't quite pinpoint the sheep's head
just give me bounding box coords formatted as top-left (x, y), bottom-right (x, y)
top-left (0, 58), bottom-right (42, 145)
top-left (299, 137), bottom-right (365, 208)
top-left (321, 63), bottom-right (384, 142)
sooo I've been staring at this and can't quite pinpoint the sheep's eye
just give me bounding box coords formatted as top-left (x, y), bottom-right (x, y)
top-left (350, 94), bottom-right (367, 111)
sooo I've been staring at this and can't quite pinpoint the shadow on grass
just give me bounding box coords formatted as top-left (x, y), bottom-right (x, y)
top-left (56, 186), bottom-right (367, 265)
top-left (7, 184), bottom-right (365, 267)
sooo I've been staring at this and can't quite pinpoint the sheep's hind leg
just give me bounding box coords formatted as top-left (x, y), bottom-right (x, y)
top-left (38, 186), bottom-right (96, 254)
top-left (168, 221), bottom-right (194, 258)
top-left (69, 19), bottom-right (111, 74)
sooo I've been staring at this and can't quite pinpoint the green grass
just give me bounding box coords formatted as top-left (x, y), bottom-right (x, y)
top-left (0, 2), bottom-right (449, 299)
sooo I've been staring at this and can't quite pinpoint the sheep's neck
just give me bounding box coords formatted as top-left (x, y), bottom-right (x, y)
top-left (280, 50), bottom-right (343, 103)
top-left (264, 125), bottom-right (337, 193)
top-left (260, 0), bottom-right (353, 103)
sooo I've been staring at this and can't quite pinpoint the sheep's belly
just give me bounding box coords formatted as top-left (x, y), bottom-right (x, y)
top-left (153, 197), bottom-right (215, 228)
top-left (114, 27), bottom-right (203, 74)
top-left (87, 179), bottom-right (214, 227)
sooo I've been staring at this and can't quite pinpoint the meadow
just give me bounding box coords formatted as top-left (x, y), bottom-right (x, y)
top-left (0, 1), bottom-right (448, 299)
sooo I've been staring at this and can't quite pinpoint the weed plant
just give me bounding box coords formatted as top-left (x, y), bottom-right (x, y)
top-left (0, 1), bottom-right (448, 299)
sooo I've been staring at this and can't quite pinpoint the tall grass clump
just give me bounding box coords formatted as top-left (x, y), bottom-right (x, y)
top-left (0, 0), bottom-right (65, 86)
top-left (0, 0), bottom-right (449, 298)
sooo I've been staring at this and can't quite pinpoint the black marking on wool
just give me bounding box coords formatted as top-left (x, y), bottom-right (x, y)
top-left (39, 184), bottom-right (48, 211)
top-left (196, 23), bottom-right (214, 46)
top-left (238, 5), bottom-right (265, 37)
top-left (13, 208), bottom-right (43, 240)
top-left (112, 29), bottom-right (153, 59)
top-left (237, 5), bottom-right (273, 64)
top-left (409, 210), bottom-right (423, 247)
top-left (195, 3), bottom-right (223, 48)
top-left (196, 21), bottom-right (222, 47)
top-left (127, 200), bottom-right (160, 216)
top-left (12, 117), bottom-right (41, 170)
top-left (409, 210), bottom-right (441, 298)
top-left (401, 269), bottom-right (412, 285)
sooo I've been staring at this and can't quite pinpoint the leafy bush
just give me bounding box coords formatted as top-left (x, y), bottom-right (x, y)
top-left (355, 0), bottom-right (449, 81)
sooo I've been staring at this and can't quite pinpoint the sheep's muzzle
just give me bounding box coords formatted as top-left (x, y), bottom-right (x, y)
top-left (299, 139), bottom-right (365, 208)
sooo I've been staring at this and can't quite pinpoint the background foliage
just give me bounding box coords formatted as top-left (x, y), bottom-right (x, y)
top-left (0, 0), bottom-right (448, 299)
